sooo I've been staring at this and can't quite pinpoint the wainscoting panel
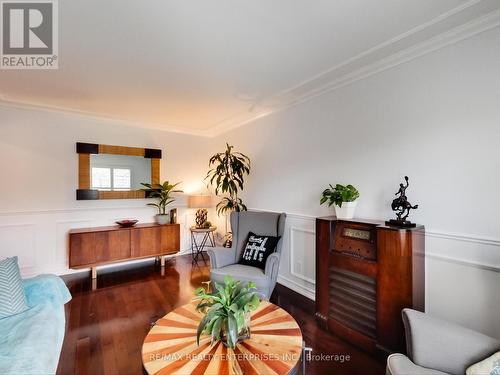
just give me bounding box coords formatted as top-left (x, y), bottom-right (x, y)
top-left (425, 232), bottom-right (500, 338)
top-left (0, 223), bottom-right (36, 274)
top-left (276, 213), bottom-right (316, 300)
top-left (289, 227), bottom-right (316, 284)
top-left (0, 205), bottom-right (191, 277)
top-left (252, 209), bottom-right (500, 339)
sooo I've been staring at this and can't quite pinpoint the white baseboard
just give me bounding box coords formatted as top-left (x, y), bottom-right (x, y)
top-left (277, 275), bottom-right (315, 301)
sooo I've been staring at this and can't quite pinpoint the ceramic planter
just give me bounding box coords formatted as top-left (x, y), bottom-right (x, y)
top-left (155, 214), bottom-right (169, 225)
top-left (334, 201), bottom-right (357, 219)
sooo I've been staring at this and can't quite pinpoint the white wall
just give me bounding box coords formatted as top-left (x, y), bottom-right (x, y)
top-left (215, 27), bottom-right (500, 338)
top-left (0, 105), bottom-right (211, 276)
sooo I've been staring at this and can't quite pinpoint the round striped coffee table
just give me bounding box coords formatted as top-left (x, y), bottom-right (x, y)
top-left (142, 300), bottom-right (303, 375)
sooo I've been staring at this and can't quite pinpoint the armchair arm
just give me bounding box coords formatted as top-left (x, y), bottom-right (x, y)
top-left (402, 309), bottom-right (500, 375)
top-left (206, 247), bottom-right (236, 269)
top-left (386, 354), bottom-right (447, 375)
top-left (264, 253), bottom-right (280, 281)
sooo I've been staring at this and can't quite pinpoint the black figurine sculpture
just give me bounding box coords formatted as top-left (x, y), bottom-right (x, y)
top-left (386, 176), bottom-right (418, 228)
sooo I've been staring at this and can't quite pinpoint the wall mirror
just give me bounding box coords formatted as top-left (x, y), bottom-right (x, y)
top-left (76, 142), bottom-right (161, 200)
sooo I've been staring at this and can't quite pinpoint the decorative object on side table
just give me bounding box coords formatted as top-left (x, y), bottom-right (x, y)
top-left (188, 194), bottom-right (212, 228)
top-left (194, 276), bottom-right (260, 348)
top-left (141, 181), bottom-right (182, 225)
top-left (320, 183), bottom-right (360, 219)
top-left (206, 143), bottom-right (251, 248)
top-left (386, 176), bottom-right (419, 228)
top-left (115, 219), bottom-right (138, 228)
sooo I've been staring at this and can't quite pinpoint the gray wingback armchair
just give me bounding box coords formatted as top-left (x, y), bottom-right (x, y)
top-left (386, 309), bottom-right (500, 375)
top-left (207, 211), bottom-right (286, 300)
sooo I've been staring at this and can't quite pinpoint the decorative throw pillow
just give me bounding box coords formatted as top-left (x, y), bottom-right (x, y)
top-left (466, 351), bottom-right (500, 375)
top-left (239, 232), bottom-right (280, 270)
top-left (0, 256), bottom-right (28, 319)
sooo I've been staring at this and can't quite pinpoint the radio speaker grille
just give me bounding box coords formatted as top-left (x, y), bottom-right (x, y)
top-left (328, 266), bottom-right (377, 338)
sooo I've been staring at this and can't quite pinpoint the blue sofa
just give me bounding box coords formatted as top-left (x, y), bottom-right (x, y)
top-left (0, 274), bottom-right (71, 375)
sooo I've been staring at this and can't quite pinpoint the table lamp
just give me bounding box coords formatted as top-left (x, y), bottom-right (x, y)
top-left (188, 195), bottom-right (212, 228)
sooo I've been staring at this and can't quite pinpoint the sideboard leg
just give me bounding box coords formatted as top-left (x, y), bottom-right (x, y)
top-left (91, 266), bottom-right (97, 279)
top-left (160, 256), bottom-right (166, 267)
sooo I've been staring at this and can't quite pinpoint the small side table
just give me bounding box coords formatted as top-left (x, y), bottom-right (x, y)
top-left (190, 226), bottom-right (216, 263)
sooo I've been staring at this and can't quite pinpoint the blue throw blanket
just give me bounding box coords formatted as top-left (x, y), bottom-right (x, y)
top-left (0, 274), bottom-right (71, 375)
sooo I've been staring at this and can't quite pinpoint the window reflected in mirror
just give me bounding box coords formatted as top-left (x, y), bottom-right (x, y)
top-left (90, 154), bottom-right (151, 191)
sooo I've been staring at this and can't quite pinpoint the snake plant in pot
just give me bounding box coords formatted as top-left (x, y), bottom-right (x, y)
top-left (194, 276), bottom-right (260, 349)
top-left (320, 183), bottom-right (360, 219)
top-left (141, 181), bottom-right (182, 225)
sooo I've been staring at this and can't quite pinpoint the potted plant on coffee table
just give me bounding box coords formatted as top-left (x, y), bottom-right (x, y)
top-left (141, 181), bottom-right (182, 225)
top-left (320, 183), bottom-right (360, 219)
top-left (194, 276), bottom-right (260, 349)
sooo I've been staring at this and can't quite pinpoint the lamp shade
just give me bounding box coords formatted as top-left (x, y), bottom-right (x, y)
top-left (188, 195), bottom-right (212, 209)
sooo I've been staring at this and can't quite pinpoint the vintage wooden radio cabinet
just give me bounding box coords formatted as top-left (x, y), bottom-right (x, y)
top-left (315, 217), bottom-right (425, 354)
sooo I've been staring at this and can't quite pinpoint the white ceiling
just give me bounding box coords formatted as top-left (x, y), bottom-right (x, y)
top-left (1, 0), bottom-right (500, 136)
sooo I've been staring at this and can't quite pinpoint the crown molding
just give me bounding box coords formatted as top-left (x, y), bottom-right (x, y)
top-left (0, 99), bottom-right (213, 138)
top-left (208, 2), bottom-right (500, 137)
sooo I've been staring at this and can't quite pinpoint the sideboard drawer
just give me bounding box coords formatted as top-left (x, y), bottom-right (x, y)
top-left (160, 225), bottom-right (180, 254)
top-left (69, 232), bottom-right (97, 267)
top-left (95, 230), bottom-right (131, 263)
top-left (131, 227), bottom-right (162, 257)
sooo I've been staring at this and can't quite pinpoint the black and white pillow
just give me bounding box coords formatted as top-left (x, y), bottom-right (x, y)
top-left (239, 232), bottom-right (280, 270)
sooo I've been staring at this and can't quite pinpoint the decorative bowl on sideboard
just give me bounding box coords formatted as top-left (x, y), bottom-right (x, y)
top-left (115, 219), bottom-right (139, 228)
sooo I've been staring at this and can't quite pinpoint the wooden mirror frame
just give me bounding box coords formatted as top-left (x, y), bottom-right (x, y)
top-left (76, 142), bottom-right (161, 200)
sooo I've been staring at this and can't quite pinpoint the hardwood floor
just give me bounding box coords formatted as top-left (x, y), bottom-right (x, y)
top-left (58, 254), bottom-right (385, 375)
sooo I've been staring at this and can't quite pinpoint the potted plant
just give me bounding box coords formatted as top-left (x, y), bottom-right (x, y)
top-left (320, 184), bottom-right (360, 219)
top-left (194, 276), bottom-right (260, 349)
top-left (141, 181), bottom-right (182, 225)
top-left (206, 143), bottom-right (250, 246)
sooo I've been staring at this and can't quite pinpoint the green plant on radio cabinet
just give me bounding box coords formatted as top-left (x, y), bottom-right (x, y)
top-left (320, 183), bottom-right (360, 220)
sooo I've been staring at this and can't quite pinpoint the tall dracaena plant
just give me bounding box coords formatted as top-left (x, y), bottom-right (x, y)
top-left (206, 143), bottom-right (250, 216)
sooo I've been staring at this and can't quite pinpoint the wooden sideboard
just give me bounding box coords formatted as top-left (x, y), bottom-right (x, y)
top-left (315, 217), bottom-right (425, 355)
top-left (69, 223), bottom-right (180, 278)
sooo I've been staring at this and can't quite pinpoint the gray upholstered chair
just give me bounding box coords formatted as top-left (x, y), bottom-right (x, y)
top-left (386, 309), bottom-right (500, 375)
top-left (207, 211), bottom-right (286, 300)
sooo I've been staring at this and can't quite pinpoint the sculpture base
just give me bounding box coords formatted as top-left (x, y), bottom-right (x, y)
top-left (385, 219), bottom-right (416, 228)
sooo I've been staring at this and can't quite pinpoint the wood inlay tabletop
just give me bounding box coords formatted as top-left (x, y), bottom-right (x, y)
top-left (142, 300), bottom-right (303, 375)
